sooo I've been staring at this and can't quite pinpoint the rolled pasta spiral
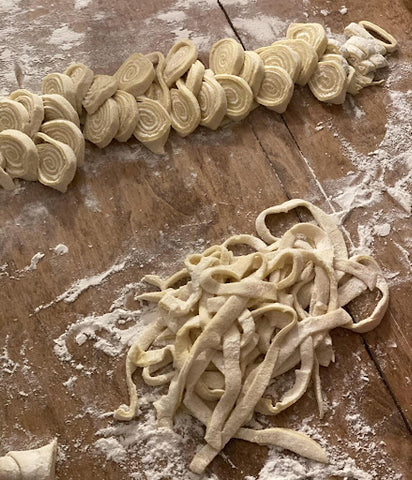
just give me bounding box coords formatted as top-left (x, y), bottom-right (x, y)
top-left (42, 94), bottom-right (80, 127)
top-left (239, 51), bottom-right (265, 96)
top-left (0, 99), bottom-right (30, 134)
top-left (145, 51), bottom-right (171, 112)
top-left (185, 60), bottom-right (206, 97)
top-left (286, 23), bottom-right (328, 58)
top-left (308, 59), bottom-right (348, 105)
top-left (209, 38), bottom-right (245, 75)
top-left (42, 73), bottom-right (77, 110)
top-left (256, 44), bottom-right (301, 83)
top-left (256, 66), bottom-right (294, 113)
top-left (114, 53), bottom-right (155, 98)
top-left (112, 90), bottom-right (140, 143)
top-left (133, 98), bottom-right (171, 154)
top-left (9, 89), bottom-right (44, 137)
top-left (34, 132), bottom-right (77, 192)
top-left (83, 97), bottom-right (120, 149)
top-left (170, 79), bottom-right (201, 137)
top-left (163, 39), bottom-right (197, 88)
top-left (40, 119), bottom-right (85, 166)
top-left (197, 70), bottom-right (227, 130)
top-left (64, 63), bottom-right (94, 114)
top-left (214, 74), bottom-right (253, 122)
top-left (82, 74), bottom-right (118, 115)
top-left (0, 129), bottom-right (39, 181)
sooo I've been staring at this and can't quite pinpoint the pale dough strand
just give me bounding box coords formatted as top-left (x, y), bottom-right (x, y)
top-left (40, 119), bottom-right (85, 166)
top-left (114, 53), bottom-right (155, 98)
top-left (42, 73), bottom-right (77, 110)
top-left (9, 89), bottom-right (44, 137)
top-left (0, 98), bottom-right (30, 135)
top-left (83, 97), bottom-right (120, 149)
top-left (209, 38), bottom-right (245, 75)
top-left (0, 129), bottom-right (39, 181)
top-left (170, 79), bottom-right (201, 137)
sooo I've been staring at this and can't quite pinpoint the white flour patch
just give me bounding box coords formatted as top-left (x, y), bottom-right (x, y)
top-left (231, 15), bottom-right (290, 46)
top-left (74, 0), bottom-right (93, 10)
top-left (24, 252), bottom-right (45, 272)
top-left (157, 10), bottom-right (187, 24)
top-left (48, 25), bottom-right (85, 51)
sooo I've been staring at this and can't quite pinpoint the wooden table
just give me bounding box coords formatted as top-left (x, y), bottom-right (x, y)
top-left (1, 0), bottom-right (411, 478)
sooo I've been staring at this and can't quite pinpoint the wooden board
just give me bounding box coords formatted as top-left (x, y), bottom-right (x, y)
top-left (0, 0), bottom-right (411, 479)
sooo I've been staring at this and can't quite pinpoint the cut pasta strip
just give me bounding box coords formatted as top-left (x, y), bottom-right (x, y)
top-left (42, 94), bottom-right (80, 127)
top-left (308, 59), bottom-right (348, 104)
top-left (42, 73), bottom-right (77, 110)
top-left (133, 98), bottom-right (171, 154)
top-left (34, 132), bottom-right (77, 192)
top-left (83, 97), bottom-right (120, 148)
top-left (0, 99), bottom-right (30, 134)
top-left (214, 74), bottom-right (253, 122)
top-left (185, 60), bottom-right (206, 97)
top-left (163, 39), bottom-right (197, 88)
top-left (256, 44), bottom-right (301, 83)
top-left (113, 90), bottom-right (140, 142)
top-left (40, 119), bottom-right (85, 166)
top-left (9, 89), bottom-right (44, 137)
top-left (145, 52), bottom-right (171, 112)
top-left (0, 129), bottom-right (39, 181)
top-left (272, 39), bottom-right (318, 85)
top-left (239, 51), bottom-right (265, 96)
top-left (286, 23), bottom-right (328, 58)
top-left (256, 65), bottom-right (294, 113)
top-left (114, 53), bottom-right (155, 98)
top-left (82, 75), bottom-right (118, 115)
top-left (64, 63), bottom-right (94, 114)
top-left (209, 38), bottom-right (245, 75)
top-left (170, 79), bottom-right (201, 137)
top-left (197, 70), bottom-right (227, 130)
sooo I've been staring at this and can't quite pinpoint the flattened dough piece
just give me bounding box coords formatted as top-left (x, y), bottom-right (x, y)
top-left (64, 63), bottom-right (94, 114)
top-left (0, 129), bottom-right (39, 180)
top-left (0, 98), bottom-right (30, 134)
top-left (40, 119), bottom-right (85, 166)
top-left (308, 60), bottom-right (347, 104)
top-left (83, 97), bottom-right (120, 148)
top-left (256, 65), bottom-right (294, 113)
top-left (114, 53), bottom-right (155, 98)
top-left (170, 79), bottom-right (201, 137)
top-left (82, 74), bottom-right (118, 115)
top-left (214, 74), bottom-right (253, 122)
top-left (163, 39), bottom-right (197, 88)
top-left (257, 44), bottom-right (301, 83)
top-left (286, 23), bottom-right (328, 58)
top-left (239, 51), bottom-right (265, 96)
top-left (42, 94), bottom-right (80, 127)
top-left (42, 73), bottom-right (77, 110)
top-left (113, 90), bottom-right (140, 142)
top-left (197, 70), bottom-right (227, 130)
top-left (9, 89), bottom-right (44, 136)
top-left (209, 38), bottom-right (245, 75)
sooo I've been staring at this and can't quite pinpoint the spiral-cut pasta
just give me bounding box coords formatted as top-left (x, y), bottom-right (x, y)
top-left (34, 132), bottom-right (77, 192)
top-left (185, 60), bottom-right (206, 97)
top-left (40, 119), bottom-right (85, 166)
top-left (214, 74), bottom-right (253, 122)
top-left (0, 152), bottom-right (15, 190)
top-left (83, 97), bottom-right (120, 149)
top-left (163, 39), bottom-right (197, 88)
top-left (112, 90), bottom-right (140, 143)
top-left (239, 51), bottom-right (265, 96)
top-left (308, 59), bottom-right (348, 104)
top-left (42, 73), bottom-right (77, 110)
top-left (0, 129), bottom-right (39, 181)
top-left (42, 94), bottom-right (80, 127)
top-left (145, 52), bottom-right (171, 112)
top-left (209, 38), bottom-right (245, 75)
top-left (256, 44), bottom-right (301, 83)
top-left (133, 98), bottom-right (171, 154)
top-left (64, 63), bottom-right (94, 114)
top-left (256, 66), bottom-right (294, 113)
top-left (197, 70), bottom-right (227, 130)
top-left (82, 74), bottom-right (118, 115)
top-left (170, 79), bottom-right (201, 137)
top-left (286, 23), bottom-right (328, 58)
top-left (9, 89), bottom-right (44, 137)
top-left (272, 39), bottom-right (318, 86)
top-left (0, 99), bottom-right (30, 134)
top-left (114, 53), bottom-right (155, 98)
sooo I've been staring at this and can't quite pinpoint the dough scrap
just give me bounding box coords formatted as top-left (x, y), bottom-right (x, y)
top-left (113, 90), bottom-right (140, 142)
top-left (256, 65), bottom-right (294, 113)
top-left (114, 53), bottom-right (155, 98)
top-left (0, 98), bottom-right (30, 135)
top-left (209, 38), bottom-right (245, 75)
top-left (170, 79), bottom-right (201, 137)
top-left (115, 199), bottom-right (389, 474)
top-left (40, 119), bottom-right (85, 166)
top-left (163, 39), bottom-right (197, 88)
top-left (9, 89), bottom-right (44, 137)
top-left (42, 94), bottom-right (80, 127)
top-left (82, 74), bottom-right (118, 115)
top-left (83, 97), bottom-right (120, 149)
top-left (42, 73), bottom-right (77, 110)
top-left (64, 63), bottom-right (94, 114)
top-left (0, 129), bottom-right (39, 181)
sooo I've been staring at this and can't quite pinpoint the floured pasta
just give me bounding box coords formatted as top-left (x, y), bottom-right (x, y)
top-left (115, 199), bottom-right (389, 474)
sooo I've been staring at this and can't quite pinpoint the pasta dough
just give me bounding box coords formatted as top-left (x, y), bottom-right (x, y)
top-left (115, 199), bottom-right (389, 474)
top-left (42, 73), bottom-right (77, 110)
top-left (0, 129), bottom-right (39, 181)
top-left (82, 74), bottom-right (118, 115)
top-left (9, 89), bottom-right (44, 137)
top-left (42, 94), bottom-right (80, 127)
top-left (114, 53), bottom-right (155, 98)
top-left (83, 97), bottom-right (120, 149)
top-left (40, 119), bottom-right (85, 166)
top-left (0, 98), bottom-right (30, 135)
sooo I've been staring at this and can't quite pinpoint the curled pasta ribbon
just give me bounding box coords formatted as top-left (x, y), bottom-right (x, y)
top-left (83, 97), bottom-right (120, 149)
top-left (170, 79), bottom-right (201, 137)
top-left (272, 39), bottom-right (318, 86)
top-left (0, 438), bottom-right (57, 480)
top-left (239, 51), bottom-right (265, 96)
top-left (255, 66), bottom-right (294, 113)
top-left (9, 89), bottom-right (44, 137)
top-left (197, 69), bottom-right (227, 130)
top-left (0, 152), bottom-right (15, 190)
top-left (286, 23), bottom-right (328, 58)
top-left (0, 129), bottom-right (39, 181)
top-left (163, 39), bottom-right (197, 88)
top-left (358, 20), bottom-right (398, 53)
top-left (308, 59), bottom-right (348, 105)
top-left (145, 52), bottom-right (171, 112)
top-left (133, 98), bottom-right (171, 154)
top-left (34, 132), bottom-right (77, 192)
top-left (114, 53), bottom-right (155, 98)
top-left (112, 90), bottom-right (140, 142)
top-left (185, 60), bottom-right (206, 97)
top-left (42, 94), bottom-right (80, 127)
top-left (256, 44), bottom-right (301, 83)
top-left (214, 74), bottom-right (253, 122)
top-left (346, 67), bottom-right (382, 95)
top-left (209, 38), bottom-right (245, 75)
top-left (64, 63), bottom-right (94, 114)
top-left (40, 119), bottom-right (85, 166)
top-left (82, 74), bottom-right (118, 115)
top-left (42, 73), bottom-right (77, 110)
top-left (0, 98), bottom-right (30, 135)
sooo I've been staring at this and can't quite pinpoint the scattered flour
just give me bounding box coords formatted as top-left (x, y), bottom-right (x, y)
top-left (47, 25), bottom-right (85, 51)
top-left (74, 0), bottom-right (93, 10)
top-left (231, 15), bottom-right (290, 46)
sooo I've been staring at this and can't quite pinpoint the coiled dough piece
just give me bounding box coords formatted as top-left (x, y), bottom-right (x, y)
top-left (42, 94), bottom-right (80, 127)
top-left (197, 70), bottom-right (227, 130)
top-left (64, 63), bottom-right (94, 114)
top-left (170, 79), bottom-right (201, 137)
top-left (346, 66), bottom-right (382, 95)
top-left (256, 66), bottom-right (294, 113)
top-left (82, 74), bottom-right (118, 115)
top-left (0, 98), bottom-right (30, 134)
top-left (114, 53), bottom-right (155, 98)
top-left (133, 98), bottom-right (171, 154)
top-left (145, 52), bottom-right (171, 112)
top-left (214, 74), bottom-right (253, 122)
top-left (83, 97), bottom-right (120, 149)
top-left (42, 73), bottom-right (77, 110)
top-left (209, 38), bottom-right (245, 75)
top-left (0, 152), bottom-right (15, 190)
top-left (186, 60), bottom-right (206, 97)
top-left (112, 90), bottom-right (140, 142)
top-left (286, 23), bottom-right (328, 58)
top-left (34, 132), bottom-right (77, 192)
top-left (308, 59), bottom-right (347, 104)
top-left (9, 89), bottom-right (44, 137)
top-left (256, 44), bottom-right (301, 83)
top-left (163, 39), bottom-right (197, 88)
top-left (358, 21), bottom-right (398, 53)
top-left (239, 51), bottom-right (265, 96)
top-left (40, 119), bottom-right (85, 166)
top-left (0, 129), bottom-right (39, 180)
top-left (0, 438), bottom-right (57, 480)
top-left (272, 39), bottom-right (318, 86)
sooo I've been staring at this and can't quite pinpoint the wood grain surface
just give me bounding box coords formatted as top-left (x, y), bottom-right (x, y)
top-left (0, 1), bottom-right (411, 479)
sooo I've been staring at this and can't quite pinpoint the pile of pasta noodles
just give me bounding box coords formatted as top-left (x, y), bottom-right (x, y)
top-left (0, 21), bottom-right (397, 192)
top-left (114, 199), bottom-right (389, 474)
